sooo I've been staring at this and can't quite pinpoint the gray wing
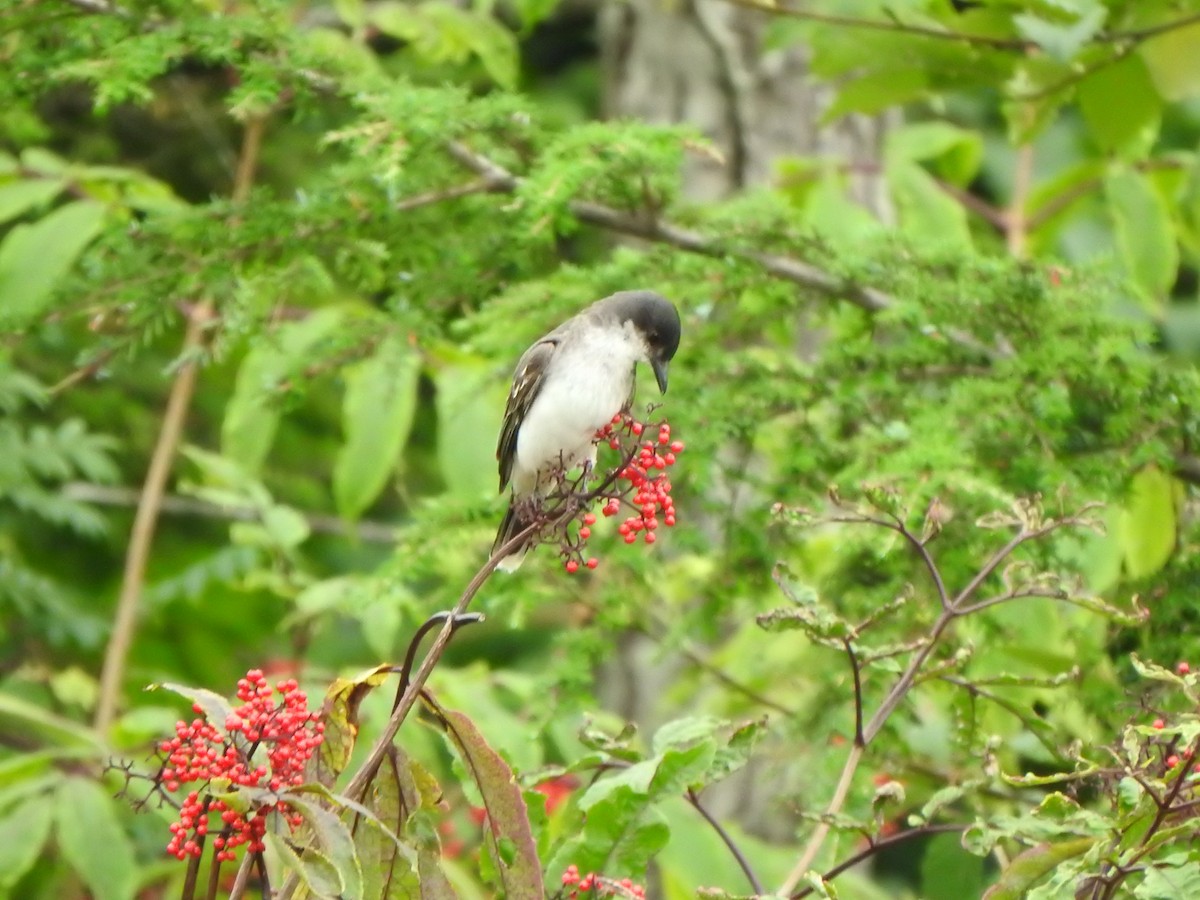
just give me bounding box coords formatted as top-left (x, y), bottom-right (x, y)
top-left (496, 338), bottom-right (559, 492)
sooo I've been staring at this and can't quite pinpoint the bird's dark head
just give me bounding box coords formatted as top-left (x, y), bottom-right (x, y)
top-left (601, 290), bottom-right (681, 393)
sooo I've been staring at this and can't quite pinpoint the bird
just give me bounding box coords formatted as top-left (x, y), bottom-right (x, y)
top-left (491, 290), bottom-right (682, 571)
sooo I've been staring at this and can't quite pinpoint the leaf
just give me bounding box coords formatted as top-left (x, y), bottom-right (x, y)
top-left (0, 201), bottom-right (106, 329)
top-left (982, 838), bottom-right (1095, 899)
top-left (287, 793), bottom-right (364, 900)
top-left (221, 306), bottom-right (349, 473)
top-left (267, 831), bottom-right (345, 898)
top-left (1014, 7), bottom-right (1106, 61)
top-left (422, 4), bottom-right (518, 89)
top-left (886, 122), bottom-right (983, 187)
top-left (1140, 21), bottom-right (1200, 101)
top-left (309, 664), bottom-right (394, 788)
top-left (0, 793), bottom-right (53, 889)
top-left (0, 177), bottom-right (66, 225)
top-left (54, 777), bottom-right (137, 900)
top-left (823, 69), bottom-right (928, 122)
top-left (153, 682), bottom-right (237, 731)
top-left (352, 750), bottom-right (420, 900)
top-left (887, 160), bottom-right (972, 251)
top-left (0, 690), bottom-right (104, 752)
top-left (433, 359), bottom-right (504, 499)
top-left (1105, 169), bottom-right (1178, 312)
top-left (334, 334), bottom-right (421, 519)
top-left (1078, 55), bottom-right (1161, 155)
top-left (920, 831), bottom-right (986, 900)
top-left (1117, 466), bottom-right (1178, 579)
top-left (424, 696), bottom-right (543, 898)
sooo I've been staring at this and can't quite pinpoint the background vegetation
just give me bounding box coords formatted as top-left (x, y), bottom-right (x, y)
top-left (4, 0), bottom-right (1200, 897)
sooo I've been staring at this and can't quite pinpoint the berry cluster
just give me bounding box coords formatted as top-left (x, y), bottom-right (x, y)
top-left (158, 669), bottom-right (324, 861)
top-left (560, 414), bottom-right (683, 574)
top-left (561, 864), bottom-right (646, 898)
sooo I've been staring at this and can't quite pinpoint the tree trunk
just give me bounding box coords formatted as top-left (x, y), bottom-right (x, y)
top-left (601, 0), bottom-right (895, 213)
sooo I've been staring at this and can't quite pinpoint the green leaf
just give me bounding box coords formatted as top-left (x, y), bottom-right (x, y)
top-left (1140, 21), bottom-right (1200, 101)
top-left (921, 832), bottom-right (986, 900)
top-left (823, 69), bottom-right (928, 122)
top-left (426, 698), bottom-right (544, 898)
top-left (268, 831), bottom-right (345, 898)
top-left (0, 793), bottom-right (54, 889)
top-left (1117, 466), bottom-right (1178, 579)
top-left (334, 335), bottom-right (421, 519)
top-left (152, 682), bottom-right (237, 732)
top-left (422, 4), bottom-right (518, 89)
top-left (0, 178), bottom-right (66, 225)
top-left (433, 359), bottom-right (504, 499)
top-left (54, 777), bottom-right (137, 900)
top-left (886, 122), bottom-right (983, 187)
top-left (351, 750), bottom-right (421, 900)
top-left (1105, 169), bottom-right (1178, 311)
top-left (222, 306), bottom-right (349, 473)
top-left (1135, 851), bottom-right (1200, 898)
top-left (287, 794), bottom-right (364, 900)
top-left (1078, 55), bottom-right (1161, 155)
top-left (886, 160), bottom-right (972, 250)
top-left (0, 691), bottom-right (104, 752)
top-left (1014, 7), bottom-right (1106, 61)
top-left (983, 838), bottom-right (1094, 899)
top-left (0, 201), bottom-right (106, 328)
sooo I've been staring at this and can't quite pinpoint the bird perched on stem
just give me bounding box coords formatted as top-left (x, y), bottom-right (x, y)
top-left (492, 290), bottom-right (682, 571)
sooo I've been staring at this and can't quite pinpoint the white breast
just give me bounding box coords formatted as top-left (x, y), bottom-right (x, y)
top-left (512, 323), bottom-right (641, 494)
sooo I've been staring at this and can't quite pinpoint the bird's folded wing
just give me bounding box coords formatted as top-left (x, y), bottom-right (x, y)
top-left (496, 338), bottom-right (558, 491)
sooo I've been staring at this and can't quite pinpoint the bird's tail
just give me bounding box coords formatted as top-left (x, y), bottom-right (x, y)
top-left (491, 500), bottom-right (530, 572)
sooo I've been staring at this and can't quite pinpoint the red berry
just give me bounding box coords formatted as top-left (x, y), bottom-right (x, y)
top-left (579, 526), bottom-right (591, 540)
top-left (583, 513), bottom-right (597, 525)
top-left (565, 560), bottom-right (579, 574)
top-left (586, 558), bottom-right (598, 569)
top-left (1154, 718), bottom-right (1166, 729)
top-left (1178, 662), bottom-right (1190, 675)
top-left (1167, 755), bottom-right (1180, 768)
top-left (645, 532), bottom-right (656, 544)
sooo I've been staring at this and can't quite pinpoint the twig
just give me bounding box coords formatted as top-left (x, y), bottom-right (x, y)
top-left (62, 482), bottom-right (398, 543)
top-left (227, 851), bottom-right (256, 900)
top-left (791, 823), bottom-right (967, 898)
top-left (445, 141), bottom-right (893, 314)
top-left (95, 115), bottom-right (266, 734)
top-left (94, 304), bottom-right (210, 733)
top-left (1006, 143), bottom-right (1035, 257)
top-left (276, 523), bottom-right (539, 900)
top-left (714, 0), bottom-right (1030, 50)
top-left (686, 788), bottom-right (763, 895)
top-left (395, 178), bottom-right (509, 211)
top-left (785, 742), bottom-right (866, 887)
top-left (779, 512), bottom-right (1086, 894)
top-left (843, 639), bottom-right (864, 747)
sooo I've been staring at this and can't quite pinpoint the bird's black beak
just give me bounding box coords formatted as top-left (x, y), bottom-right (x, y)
top-left (651, 357), bottom-right (669, 394)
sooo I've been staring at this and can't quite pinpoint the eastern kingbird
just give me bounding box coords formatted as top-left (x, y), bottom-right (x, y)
top-left (491, 290), bottom-right (682, 571)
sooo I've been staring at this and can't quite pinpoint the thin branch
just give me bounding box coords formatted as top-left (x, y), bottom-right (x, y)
top-left (791, 823), bottom-right (967, 899)
top-left (1007, 143), bottom-right (1034, 257)
top-left (94, 305), bottom-right (210, 733)
top-left (715, 0), bottom-right (1030, 50)
top-left (686, 788), bottom-right (763, 895)
top-left (445, 141), bottom-right (893, 314)
top-left (843, 638), bottom-right (864, 747)
top-left (395, 177), bottom-right (508, 211)
top-left (780, 742), bottom-right (865, 892)
top-left (63, 482), bottom-right (398, 543)
top-left (277, 523), bottom-right (538, 900)
top-left (227, 851), bottom-right (256, 900)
